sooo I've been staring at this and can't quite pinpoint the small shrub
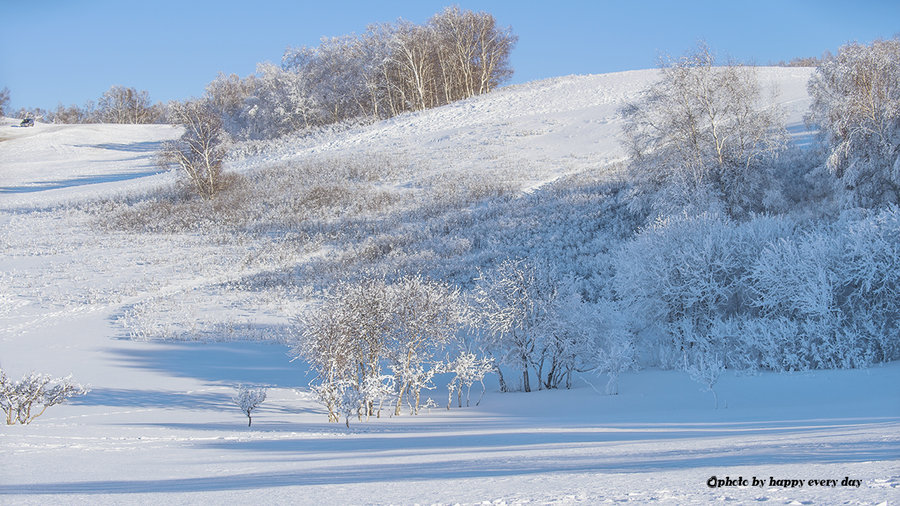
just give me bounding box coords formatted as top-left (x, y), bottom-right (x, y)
top-left (1, 369), bottom-right (89, 425)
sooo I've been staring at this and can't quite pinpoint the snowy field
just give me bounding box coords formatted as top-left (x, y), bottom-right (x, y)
top-left (1, 68), bottom-right (898, 504)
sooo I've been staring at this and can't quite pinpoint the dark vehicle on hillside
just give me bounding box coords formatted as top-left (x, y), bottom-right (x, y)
top-left (20, 118), bottom-right (34, 127)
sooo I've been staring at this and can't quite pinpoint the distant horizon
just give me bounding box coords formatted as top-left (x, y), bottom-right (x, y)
top-left (3, 0), bottom-right (898, 112)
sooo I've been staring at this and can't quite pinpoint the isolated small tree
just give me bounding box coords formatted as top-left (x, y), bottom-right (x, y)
top-left (1, 369), bottom-right (88, 425)
top-left (0, 87), bottom-right (10, 117)
top-left (807, 38), bottom-right (900, 208)
top-left (621, 43), bottom-right (787, 217)
top-left (160, 100), bottom-right (231, 199)
top-left (232, 385), bottom-right (267, 427)
top-left (685, 347), bottom-right (725, 409)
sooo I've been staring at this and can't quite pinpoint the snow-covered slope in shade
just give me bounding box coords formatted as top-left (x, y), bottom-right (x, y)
top-left (1, 68), bottom-right (898, 505)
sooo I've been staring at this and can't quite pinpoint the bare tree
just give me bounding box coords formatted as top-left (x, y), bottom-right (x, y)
top-left (159, 100), bottom-right (230, 199)
top-left (98, 85), bottom-right (157, 124)
top-left (621, 43), bottom-right (788, 217)
top-left (807, 38), bottom-right (900, 208)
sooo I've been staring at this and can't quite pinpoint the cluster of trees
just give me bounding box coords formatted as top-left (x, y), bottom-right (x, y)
top-left (204, 6), bottom-right (516, 140)
top-left (607, 38), bottom-right (900, 403)
top-left (292, 260), bottom-right (639, 424)
top-left (293, 275), bottom-right (481, 426)
top-left (622, 38), bottom-right (899, 219)
top-left (9, 85), bottom-right (165, 125)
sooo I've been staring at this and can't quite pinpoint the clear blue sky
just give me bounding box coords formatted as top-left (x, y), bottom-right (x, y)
top-left (2, 0), bottom-right (898, 111)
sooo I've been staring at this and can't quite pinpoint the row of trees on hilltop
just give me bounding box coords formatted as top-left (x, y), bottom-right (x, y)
top-left (159, 6), bottom-right (516, 199)
top-left (5, 5), bottom-right (515, 141)
top-left (8, 85), bottom-right (165, 125)
top-left (203, 6), bottom-right (516, 140)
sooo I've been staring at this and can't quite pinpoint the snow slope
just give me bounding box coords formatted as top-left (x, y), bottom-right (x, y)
top-left (1, 69), bottom-right (898, 505)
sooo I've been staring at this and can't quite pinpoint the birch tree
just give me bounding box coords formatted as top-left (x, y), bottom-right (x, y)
top-left (159, 100), bottom-right (230, 199)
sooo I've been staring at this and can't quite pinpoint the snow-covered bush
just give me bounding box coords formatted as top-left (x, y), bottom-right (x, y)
top-left (1, 369), bottom-right (89, 425)
top-left (614, 212), bottom-right (795, 368)
top-left (615, 206), bottom-right (899, 372)
top-left (748, 206), bottom-right (900, 369)
top-left (232, 385), bottom-right (267, 427)
top-left (621, 43), bottom-right (787, 218)
top-left (807, 38), bottom-right (900, 208)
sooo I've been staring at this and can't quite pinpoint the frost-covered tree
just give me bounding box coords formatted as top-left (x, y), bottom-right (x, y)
top-left (439, 352), bottom-right (493, 409)
top-left (473, 259), bottom-right (584, 392)
top-left (293, 277), bottom-right (392, 423)
top-left (429, 6), bottom-right (516, 101)
top-left (590, 299), bottom-right (637, 395)
top-left (684, 343), bottom-right (725, 409)
top-left (386, 275), bottom-right (465, 415)
top-left (473, 258), bottom-right (540, 392)
top-left (204, 73), bottom-right (256, 137)
top-left (1, 369), bottom-right (88, 425)
top-left (238, 63), bottom-right (319, 140)
top-left (621, 43), bottom-right (787, 217)
top-left (807, 38), bottom-right (900, 208)
top-left (532, 273), bottom-right (595, 390)
top-left (232, 385), bottom-right (267, 427)
top-left (159, 99), bottom-right (231, 199)
top-left (98, 85), bottom-right (157, 124)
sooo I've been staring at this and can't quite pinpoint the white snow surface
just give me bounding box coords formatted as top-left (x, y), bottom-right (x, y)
top-left (1, 69), bottom-right (898, 505)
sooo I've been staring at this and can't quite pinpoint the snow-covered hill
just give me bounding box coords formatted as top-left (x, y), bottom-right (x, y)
top-left (1, 69), bottom-right (897, 505)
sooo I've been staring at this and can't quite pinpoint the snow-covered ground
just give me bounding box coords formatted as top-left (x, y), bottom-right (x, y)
top-left (1, 69), bottom-right (898, 504)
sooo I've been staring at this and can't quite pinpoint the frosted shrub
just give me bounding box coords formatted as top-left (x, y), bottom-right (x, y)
top-left (745, 206), bottom-right (900, 369)
top-left (1, 369), bottom-right (89, 425)
top-left (614, 213), bottom-right (793, 369)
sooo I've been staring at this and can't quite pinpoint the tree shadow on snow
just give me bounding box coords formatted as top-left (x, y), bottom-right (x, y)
top-left (105, 341), bottom-right (308, 388)
top-left (0, 170), bottom-right (165, 194)
top-left (1, 436), bottom-right (897, 495)
top-left (71, 388), bottom-right (234, 411)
